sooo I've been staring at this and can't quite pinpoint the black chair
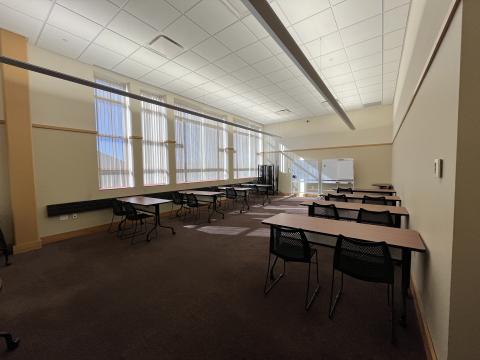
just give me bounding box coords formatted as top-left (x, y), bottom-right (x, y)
top-left (357, 208), bottom-right (394, 227)
top-left (108, 200), bottom-right (128, 233)
top-left (309, 202), bottom-right (339, 220)
top-left (325, 194), bottom-right (348, 202)
top-left (225, 187), bottom-right (238, 209)
top-left (264, 226), bottom-right (320, 311)
top-left (329, 235), bottom-right (395, 342)
top-left (0, 278), bottom-right (19, 351)
top-left (0, 228), bottom-right (12, 266)
top-left (171, 192), bottom-right (185, 217)
top-left (362, 195), bottom-right (387, 205)
top-left (336, 187), bottom-right (353, 194)
top-left (184, 193), bottom-right (211, 221)
top-left (121, 202), bottom-right (154, 244)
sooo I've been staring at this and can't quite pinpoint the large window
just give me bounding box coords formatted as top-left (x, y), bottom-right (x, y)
top-left (234, 121), bottom-right (262, 179)
top-left (95, 79), bottom-right (134, 189)
top-left (175, 106), bottom-right (228, 183)
top-left (141, 93), bottom-right (169, 186)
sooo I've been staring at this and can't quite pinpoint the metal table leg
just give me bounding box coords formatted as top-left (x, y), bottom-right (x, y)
top-left (147, 204), bottom-right (175, 241)
top-left (208, 195), bottom-right (225, 222)
top-left (400, 249), bottom-right (412, 326)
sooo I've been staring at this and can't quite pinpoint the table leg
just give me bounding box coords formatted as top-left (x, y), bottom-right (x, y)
top-left (394, 214), bottom-right (401, 228)
top-left (147, 204), bottom-right (175, 241)
top-left (240, 192), bottom-right (250, 213)
top-left (400, 249), bottom-right (412, 327)
top-left (208, 195), bottom-right (225, 223)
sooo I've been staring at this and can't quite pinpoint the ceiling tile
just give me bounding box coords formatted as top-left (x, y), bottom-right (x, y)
top-left (349, 52), bottom-right (382, 71)
top-left (109, 0), bottom-right (128, 6)
top-left (261, 37), bottom-right (284, 55)
top-left (38, 24), bottom-right (89, 58)
top-left (383, 61), bottom-right (399, 73)
top-left (158, 61), bottom-right (191, 77)
top-left (276, 0), bottom-right (330, 24)
top-left (162, 79), bottom-right (192, 93)
top-left (245, 76), bottom-right (271, 89)
top-left (384, 46), bottom-right (402, 63)
top-left (114, 58), bottom-right (152, 78)
top-left (356, 75), bottom-right (382, 88)
top-left (0, 0), bottom-right (52, 20)
top-left (125, 0), bottom-right (180, 30)
top-left (181, 72), bottom-right (208, 86)
top-left (383, 71), bottom-right (398, 82)
top-left (57, 0), bottom-right (118, 26)
top-left (269, 1), bottom-right (291, 26)
top-left (292, 9), bottom-right (337, 44)
top-left (197, 82), bottom-right (223, 93)
top-left (94, 30), bottom-right (139, 56)
top-left (236, 41), bottom-right (272, 64)
top-left (241, 14), bottom-right (269, 39)
top-left (384, 4), bottom-right (409, 33)
top-left (192, 37), bottom-right (230, 61)
top-left (48, 5), bottom-right (102, 41)
top-left (252, 56), bottom-right (284, 75)
top-left (130, 47), bottom-right (169, 68)
top-left (172, 51), bottom-right (208, 70)
top-left (0, 4), bottom-right (43, 41)
top-left (303, 32), bottom-right (343, 58)
top-left (340, 15), bottom-right (382, 47)
top-left (265, 68), bottom-right (294, 83)
top-left (215, 53), bottom-right (247, 73)
top-left (328, 73), bottom-right (355, 86)
top-left (79, 43), bottom-right (124, 69)
top-left (165, 0), bottom-right (200, 13)
top-left (196, 63), bottom-right (227, 80)
top-left (345, 36), bottom-right (382, 60)
top-left (353, 65), bottom-right (382, 80)
top-left (322, 62), bottom-right (351, 78)
top-left (186, 0), bottom-right (237, 35)
top-left (108, 11), bottom-right (158, 44)
top-left (162, 16), bottom-right (209, 50)
top-left (140, 69), bottom-right (176, 86)
top-left (215, 21), bottom-right (256, 52)
top-left (316, 49), bottom-right (348, 68)
top-left (384, 0), bottom-right (410, 11)
top-left (332, 0), bottom-right (381, 29)
top-left (383, 28), bottom-right (405, 49)
top-left (215, 74), bottom-right (242, 88)
top-left (231, 66), bottom-right (260, 81)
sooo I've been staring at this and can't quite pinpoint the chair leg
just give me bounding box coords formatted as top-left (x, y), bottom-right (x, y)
top-left (305, 252), bottom-right (320, 311)
top-left (391, 281), bottom-right (396, 344)
top-left (107, 214), bottom-right (115, 233)
top-left (0, 332), bottom-right (19, 351)
top-left (329, 271), bottom-right (344, 319)
top-left (264, 255), bottom-right (286, 295)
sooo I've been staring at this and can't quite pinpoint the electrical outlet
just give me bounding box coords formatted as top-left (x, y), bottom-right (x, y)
top-left (72, 213), bottom-right (78, 220)
top-left (59, 215), bottom-right (68, 221)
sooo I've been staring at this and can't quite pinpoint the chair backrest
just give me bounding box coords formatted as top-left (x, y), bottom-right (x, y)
top-left (172, 191), bottom-right (184, 205)
top-left (362, 195), bottom-right (387, 205)
top-left (337, 187), bottom-right (353, 194)
top-left (333, 235), bottom-right (394, 284)
top-left (122, 202), bottom-right (137, 217)
top-left (225, 187), bottom-right (237, 199)
top-left (270, 226), bottom-right (311, 262)
top-left (357, 208), bottom-right (394, 227)
top-left (186, 193), bottom-right (198, 207)
top-left (325, 194), bottom-right (348, 202)
top-left (112, 200), bottom-right (126, 216)
top-left (309, 202), bottom-right (339, 220)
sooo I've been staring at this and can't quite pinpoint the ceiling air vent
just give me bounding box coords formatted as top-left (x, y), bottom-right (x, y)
top-left (148, 35), bottom-right (184, 59)
top-left (363, 101), bottom-right (382, 108)
top-left (275, 108), bottom-right (291, 114)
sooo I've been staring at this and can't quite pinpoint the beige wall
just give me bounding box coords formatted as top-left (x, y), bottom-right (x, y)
top-left (392, 4), bottom-right (461, 360)
top-left (0, 67), bottom-right (12, 242)
top-left (20, 45), bottom-right (260, 238)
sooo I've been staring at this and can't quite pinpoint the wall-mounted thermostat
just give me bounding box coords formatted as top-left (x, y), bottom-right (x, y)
top-left (434, 159), bottom-right (443, 178)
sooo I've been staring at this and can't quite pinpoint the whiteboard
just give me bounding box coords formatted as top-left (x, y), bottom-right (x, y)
top-left (321, 158), bottom-right (354, 183)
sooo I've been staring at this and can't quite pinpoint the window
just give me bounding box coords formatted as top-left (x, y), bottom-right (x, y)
top-left (264, 135), bottom-right (279, 166)
top-left (95, 79), bottom-right (134, 189)
top-left (234, 122), bottom-right (262, 179)
top-left (175, 106), bottom-right (228, 183)
top-left (141, 93), bottom-right (169, 186)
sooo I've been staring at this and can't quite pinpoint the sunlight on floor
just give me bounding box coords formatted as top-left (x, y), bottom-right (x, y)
top-left (196, 226), bottom-right (250, 235)
top-left (246, 228), bottom-right (270, 237)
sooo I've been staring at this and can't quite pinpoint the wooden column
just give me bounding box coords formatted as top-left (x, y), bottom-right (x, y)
top-left (0, 29), bottom-right (40, 252)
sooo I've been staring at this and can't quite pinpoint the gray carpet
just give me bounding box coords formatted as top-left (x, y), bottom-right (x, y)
top-left (0, 197), bottom-right (425, 359)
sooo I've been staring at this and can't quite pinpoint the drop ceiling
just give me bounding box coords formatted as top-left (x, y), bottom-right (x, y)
top-left (0, 0), bottom-right (410, 124)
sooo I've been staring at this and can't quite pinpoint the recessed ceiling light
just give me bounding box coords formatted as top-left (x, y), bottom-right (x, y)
top-left (148, 35), bottom-right (184, 59)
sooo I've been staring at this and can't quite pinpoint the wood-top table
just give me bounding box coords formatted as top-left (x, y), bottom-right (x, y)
top-left (242, 183), bottom-right (272, 205)
top-left (178, 190), bottom-right (224, 222)
top-left (332, 188), bottom-right (397, 195)
top-left (262, 213), bottom-right (425, 325)
top-left (118, 196), bottom-right (175, 241)
top-left (300, 200), bottom-right (409, 227)
top-left (372, 183), bottom-right (394, 189)
top-left (321, 192), bottom-right (402, 205)
top-left (218, 187), bottom-right (251, 213)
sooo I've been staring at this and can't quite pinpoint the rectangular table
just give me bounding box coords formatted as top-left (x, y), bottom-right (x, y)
top-left (242, 183), bottom-right (272, 205)
top-left (118, 196), bottom-right (175, 241)
top-left (300, 200), bottom-right (409, 227)
top-left (179, 190), bottom-right (224, 223)
top-left (262, 213), bottom-right (425, 326)
top-left (218, 187), bottom-right (251, 213)
top-left (340, 188), bottom-right (397, 195)
top-left (321, 192), bottom-right (402, 205)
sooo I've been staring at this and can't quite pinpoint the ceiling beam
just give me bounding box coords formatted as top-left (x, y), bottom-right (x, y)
top-left (242, 0), bottom-right (355, 130)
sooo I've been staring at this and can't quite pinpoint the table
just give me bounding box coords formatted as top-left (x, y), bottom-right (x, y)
top-left (242, 183), bottom-right (272, 205)
top-left (372, 183), bottom-right (394, 189)
top-left (321, 192), bottom-right (402, 205)
top-left (300, 200), bottom-right (409, 227)
top-left (179, 190), bottom-right (224, 222)
top-left (262, 213), bottom-right (425, 326)
top-left (118, 196), bottom-right (175, 241)
top-left (218, 187), bottom-right (251, 213)
top-left (334, 188), bottom-right (397, 195)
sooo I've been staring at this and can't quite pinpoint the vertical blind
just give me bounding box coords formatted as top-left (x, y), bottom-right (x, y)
top-left (263, 135), bottom-right (279, 166)
top-left (234, 121), bottom-right (262, 179)
top-left (141, 93), bottom-right (169, 186)
top-left (95, 79), bottom-right (134, 189)
top-left (175, 105), bottom-right (228, 183)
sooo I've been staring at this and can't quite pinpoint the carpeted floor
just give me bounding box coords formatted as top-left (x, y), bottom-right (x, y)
top-left (0, 196), bottom-right (426, 359)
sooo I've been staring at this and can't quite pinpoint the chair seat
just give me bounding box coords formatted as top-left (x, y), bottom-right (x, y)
top-left (273, 244), bottom-right (316, 262)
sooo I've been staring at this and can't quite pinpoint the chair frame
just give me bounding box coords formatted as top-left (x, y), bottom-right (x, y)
top-left (183, 193), bottom-right (211, 222)
top-left (0, 228), bottom-right (13, 266)
top-left (336, 187), bottom-right (353, 194)
top-left (357, 208), bottom-right (394, 227)
top-left (170, 192), bottom-right (186, 218)
top-left (264, 226), bottom-right (320, 311)
top-left (325, 194), bottom-right (348, 202)
top-left (362, 195), bottom-right (387, 205)
top-left (108, 199), bottom-right (128, 234)
top-left (119, 202), bottom-right (155, 244)
top-left (309, 202), bottom-right (340, 220)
